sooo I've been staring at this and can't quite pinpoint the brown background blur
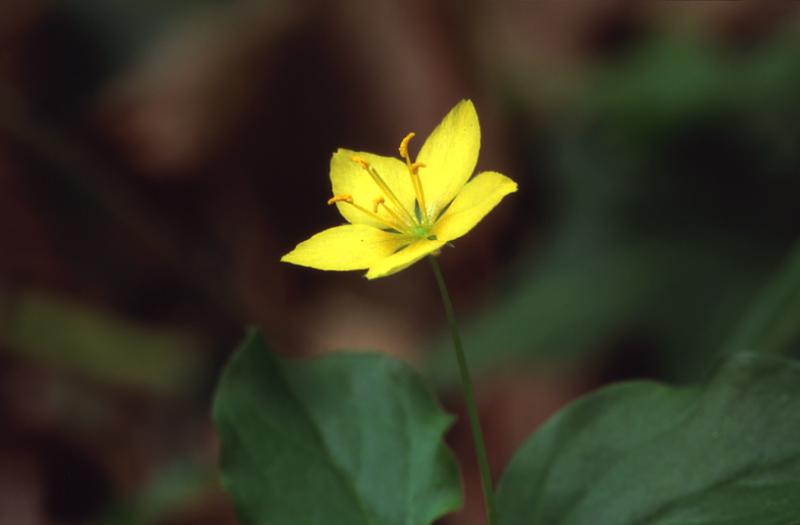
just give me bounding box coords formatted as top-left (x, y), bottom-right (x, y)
top-left (2, 2), bottom-right (800, 524)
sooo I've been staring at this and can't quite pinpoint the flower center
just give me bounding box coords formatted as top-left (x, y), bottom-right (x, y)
top-left (413, 225), bottom-right (426, 237)
top-left (328, 132), bottom-right (431, 239)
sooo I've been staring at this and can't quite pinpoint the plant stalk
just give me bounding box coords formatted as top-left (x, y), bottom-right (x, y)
top-left (429, 256), bottom-right (497, 525)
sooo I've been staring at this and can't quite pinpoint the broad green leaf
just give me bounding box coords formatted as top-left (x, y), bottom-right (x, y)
top-left (213, 331), bottom-right (461, 525)
top-left (497, 352), bottom-right (800, 525)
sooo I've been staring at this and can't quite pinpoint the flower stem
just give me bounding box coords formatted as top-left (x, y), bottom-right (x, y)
top-left (429, 256), bottom-right (497, 525)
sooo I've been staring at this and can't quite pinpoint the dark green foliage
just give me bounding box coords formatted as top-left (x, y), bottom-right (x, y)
top-left (213, 331), bottom-right (462, 525)
top-left (428, 33), bottom-right (800, 384)
top-left (497, 352), bottom-right (800, 525)
top-left (727, 243), bottom-right (800, 357)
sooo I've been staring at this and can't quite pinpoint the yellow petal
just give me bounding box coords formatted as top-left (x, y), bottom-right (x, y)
top-left (281, 224), bottom-right (405, 271)
top-left (365, 238), bottom-right (446, 280)
top-left (330, 149), bottom-right (416, 229)
top-left (416, 100), bottom-right (480, 219)
top-left (432, 171), bottom-right (517, 242)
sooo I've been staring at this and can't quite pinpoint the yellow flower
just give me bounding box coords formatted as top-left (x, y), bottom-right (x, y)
top-left (281, 100), bottom-right (518, 279)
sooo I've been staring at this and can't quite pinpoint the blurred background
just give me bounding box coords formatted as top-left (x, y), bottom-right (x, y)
top-left (2, 1), bottom-right (800, 524)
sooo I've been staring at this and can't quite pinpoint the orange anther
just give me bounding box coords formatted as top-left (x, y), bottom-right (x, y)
top-left (410, 162), bottom-right (426, 175)
top-left (399, 132), bottom-right (415, 159)
top-left (351, 156), bottom-right (370, 170)
top-left (327, 194), bottom-right (353, 205)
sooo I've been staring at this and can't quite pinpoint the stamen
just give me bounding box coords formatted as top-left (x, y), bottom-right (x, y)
top-left (410, 169), bottom-right (427, 223)
top-left (350, 156), bottom-right (416, 226)
top-left (328, 193), bottom-right (407, 233)
top-left (397, 132), bottom-right (428, 225)
top-left (376, 198), bottom-right (407, 227)
top-left (399, 132), bottom-right (415, 161)
top-left (351, 156), bottom-right (370, 170)
top-left (327, 194), bottom-right (353, 205)
top-left (373, 196), bottom-right (385, 213)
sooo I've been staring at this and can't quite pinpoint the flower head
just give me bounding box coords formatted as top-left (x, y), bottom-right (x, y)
top-left (281, 100), bottom-right (518, 279)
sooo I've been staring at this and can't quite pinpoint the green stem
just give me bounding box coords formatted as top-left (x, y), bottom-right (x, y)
top-left (429, 256), bottom-right (497, 525)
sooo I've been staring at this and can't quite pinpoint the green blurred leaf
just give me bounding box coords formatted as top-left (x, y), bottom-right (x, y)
top-left (497, 352), bottom-right (800, 525)
top-left (426, 236), bottom-right (762, 385)
top-left (0, 292), bottom-right (200, 394)
top-left (98, 461), bottom-right (216, 525)
top-left (726, 241), bottom-right (800, 356)
top-left (213, 331), bottom-right (462, 525)
top-left (582, 34), bottom-right (734, 142)
top-left (62, 0), bottom-right (232, 62)
top-left (428, 33), bottom-right (800, 384)
top-left (426, 240), bottom-right (660, 384)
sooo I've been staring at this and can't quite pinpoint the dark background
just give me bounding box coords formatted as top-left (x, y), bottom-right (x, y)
top-left (2, 2), bottom-right (799, 524)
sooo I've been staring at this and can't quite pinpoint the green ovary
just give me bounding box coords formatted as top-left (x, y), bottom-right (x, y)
top-left (412, 225), bottom-right (430, 238)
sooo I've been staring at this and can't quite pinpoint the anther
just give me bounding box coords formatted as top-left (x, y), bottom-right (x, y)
top-left (351, 156), bottom-right (371, 170)
top-left (399, 132), bottom-right (415, 160)
top-left (372, 196), bottom-right (385, 213)
top-left (327, 194), bottom-right (353, 205)
top-left (410, 162), bottom-right (426, 175)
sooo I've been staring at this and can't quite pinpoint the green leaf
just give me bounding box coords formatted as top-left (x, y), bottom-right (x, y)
top-left (424, 240), bottom-right (658, 385)
top-left (425, 236), bottom-right (764, 385)
top-left (212, 331), bottom-right (462, 525)
top-left (0, 292), bottom-right (199, 394)
top-left (497, 352), bottom-right (800, 525)
top-left (429, 33), bottom-right (800, 385)
top-left (96, 460), bottom-right (216, 525)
